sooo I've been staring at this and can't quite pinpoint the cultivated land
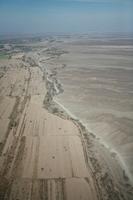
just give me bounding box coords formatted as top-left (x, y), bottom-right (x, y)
top-left (0, 34), bottom-right (133, 199)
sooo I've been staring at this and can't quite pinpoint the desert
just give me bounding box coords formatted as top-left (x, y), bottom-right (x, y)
top-left (0, 34), bottom-right (133, 200)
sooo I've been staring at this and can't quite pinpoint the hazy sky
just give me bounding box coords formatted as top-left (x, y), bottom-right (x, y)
top-left (0, 0), bottom-right (133, 34)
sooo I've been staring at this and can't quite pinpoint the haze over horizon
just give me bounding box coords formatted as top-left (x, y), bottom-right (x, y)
top-left (0, 0), bottom-right (133, 35)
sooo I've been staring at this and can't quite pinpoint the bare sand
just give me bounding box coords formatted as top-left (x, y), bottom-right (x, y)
top-left (40, 35), bottom-right (133, 183)
top-left (0, 35), bottom-right (133, 199)
top-left (0, 55), bottom-right (98, 200)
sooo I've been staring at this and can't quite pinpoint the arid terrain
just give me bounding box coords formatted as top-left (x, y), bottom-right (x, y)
top-left (0, 34), bottom-right (133, 200)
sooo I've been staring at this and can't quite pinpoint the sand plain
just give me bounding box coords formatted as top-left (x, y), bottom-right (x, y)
top-left (0, 35), bottom-right (133, 199)
top-left (40, 35), bottom-right (133, 182)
